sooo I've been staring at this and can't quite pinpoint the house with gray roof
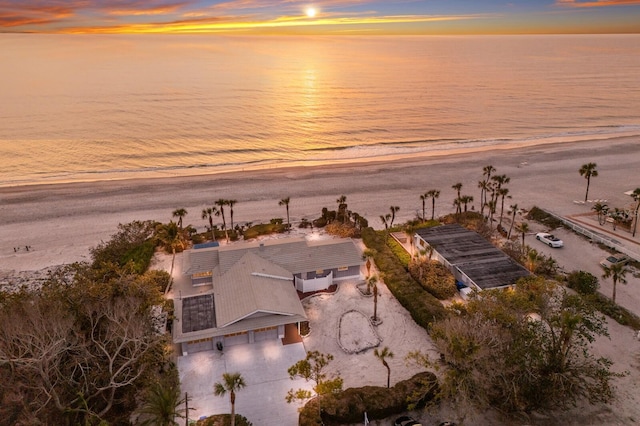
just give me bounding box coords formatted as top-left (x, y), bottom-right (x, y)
top-left (174, 237), bottom-right (363, 355)
top-left (414, 224), bottom-right (530, 291)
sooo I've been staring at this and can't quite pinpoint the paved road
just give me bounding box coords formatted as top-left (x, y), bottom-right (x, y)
top-left (526, 225), bottom-right (640, 317)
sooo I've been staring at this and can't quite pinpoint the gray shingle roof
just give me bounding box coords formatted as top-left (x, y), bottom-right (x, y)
top-left (416, 224), bottom-right (530, 289)
top-left (215, 251), bottom-right (304, 327)
top-left (183, 237), bottom-right (363, 276)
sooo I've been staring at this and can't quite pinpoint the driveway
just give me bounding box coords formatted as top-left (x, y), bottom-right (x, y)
top-left (526, 225), bottom-right (640, 317)
top-left (178, 340), bottom-right (312, 425)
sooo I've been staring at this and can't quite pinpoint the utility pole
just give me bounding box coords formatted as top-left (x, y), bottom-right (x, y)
top-left (185, 392), bottom-right (189, 426)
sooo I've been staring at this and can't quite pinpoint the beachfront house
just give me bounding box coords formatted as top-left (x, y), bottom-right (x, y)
top-left (414, 224), bottom-right (530, 292)
top-left (173, 237), bottom-right (363, 355)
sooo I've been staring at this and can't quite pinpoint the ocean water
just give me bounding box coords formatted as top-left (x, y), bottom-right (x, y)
top-left (1, 34), bottom-right (640, 187)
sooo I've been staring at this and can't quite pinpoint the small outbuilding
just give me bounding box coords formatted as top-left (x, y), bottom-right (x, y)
top-left (414, 224), bottom-right (530, 291)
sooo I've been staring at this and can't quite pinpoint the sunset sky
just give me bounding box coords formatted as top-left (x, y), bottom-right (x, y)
top-left (1, 0), bottom-right (640, 35)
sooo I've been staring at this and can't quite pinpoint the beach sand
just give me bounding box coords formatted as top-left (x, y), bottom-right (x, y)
top-left (2, 136), bottom-right (640, 424)
top-left (2, 136), bottom-right (638, 272)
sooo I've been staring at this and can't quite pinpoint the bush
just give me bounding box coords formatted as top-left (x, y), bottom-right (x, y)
top-left (325, 222), bottom-right (359, 238)
top-left (527, 206), bottom-right (564, 229)
top-left (298, 372), bottom-right (437, 426)
top-left (243, 222), bottom-right (287, 239)
top-left (386, 237), bottom-right (411, 269)
top-left (91, 220), bottom-right (158, 272)
top-left (196, 414), bottom-right (252, 426)
top-left (361, 228), bottom-right (447, 330)
top-left (566, 270), bottom-right (599, 295)
top-left (408, 260), bottom-right (457, 300)
top-left (121, 239), bottom-right (156, 274)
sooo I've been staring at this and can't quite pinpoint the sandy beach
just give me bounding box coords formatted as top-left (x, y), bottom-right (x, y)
top-left (2, 136), bottom-right (640, 424)
top-left (2, 136), bottom-right (639, 273)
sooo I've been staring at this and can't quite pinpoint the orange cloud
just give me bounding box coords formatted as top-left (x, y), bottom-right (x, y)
top-left (59, 12), bottom-right (484, 34)
top-left (557, 0), bottom-right (640, 6)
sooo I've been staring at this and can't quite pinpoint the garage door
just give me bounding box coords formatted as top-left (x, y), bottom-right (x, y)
top-left (254, 327), bottom-right (278, 342)
top-left (224, 332), bottom-right (249, 347)
top-left (186, 339), bottom-right (213, 354)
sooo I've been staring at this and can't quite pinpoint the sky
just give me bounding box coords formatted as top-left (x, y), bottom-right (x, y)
top-left (1, 0), bottom-right (640, 35)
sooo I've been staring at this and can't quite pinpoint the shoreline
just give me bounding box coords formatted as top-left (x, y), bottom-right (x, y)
top-left (1, 135), bottom-right (639, 272)
top-left (1, 132), bottom-right (637, 190)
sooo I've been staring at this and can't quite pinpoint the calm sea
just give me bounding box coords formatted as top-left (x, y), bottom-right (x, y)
top-left (1, 34), bottom-right (640, 187)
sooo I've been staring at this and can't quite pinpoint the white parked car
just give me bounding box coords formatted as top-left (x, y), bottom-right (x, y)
top-left (535, 232), bottom-right (563, 248)
top-left (600, 254), bottom-right (630, 268)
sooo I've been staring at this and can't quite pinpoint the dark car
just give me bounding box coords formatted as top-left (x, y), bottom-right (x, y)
top-left (394, 416), bottom-right (422, 426)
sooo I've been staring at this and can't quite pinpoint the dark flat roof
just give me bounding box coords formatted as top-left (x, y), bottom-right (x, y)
top-left (182, 294), bottom-right (216, 332)
top-left (416, 224), bottom-right (530, 289)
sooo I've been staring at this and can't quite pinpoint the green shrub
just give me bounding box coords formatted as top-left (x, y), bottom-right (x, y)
top-left (527, 206), bottom-right (563, 229)
top-left (298, 372), bottom-right (438, 426)
top-left (325, 222), bottom-right (359, 238)
top-left (589, 293), bottom-right (640, 329)
top-left (408, 260), bottom-right (457, 300)
top-left (121, 239), bottom-right (156, 274)
top-left (566, 270), bottom-right (599, 295)
top-left (386, 237), bottom-right (411, 269)
top-left (243, 222), bottom-right (287, 239)
top-left (196, 414), bottom-right (252, 426)
top-left (361, 228), bottom-right (447, 330)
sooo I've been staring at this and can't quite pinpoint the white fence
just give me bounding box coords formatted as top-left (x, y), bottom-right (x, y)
top-left (295, 271), bottom-right (333, 293)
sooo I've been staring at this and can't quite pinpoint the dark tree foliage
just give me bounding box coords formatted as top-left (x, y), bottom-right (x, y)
top-left (91, 220), bottom-right (158, 271)
top-left (0, 222), bottom-right (170, 425)
top-left (567, 270), bottom-right (600, 296)
top-left (426, 277), bottom-right (623, 413)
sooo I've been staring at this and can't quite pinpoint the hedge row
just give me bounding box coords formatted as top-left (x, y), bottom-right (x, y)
top-left (298, 372), bottom-right (438, 426)
top-left (386, 237), bottom-right (412, 269)
top-left (361, 228), bottom-right (447, 329)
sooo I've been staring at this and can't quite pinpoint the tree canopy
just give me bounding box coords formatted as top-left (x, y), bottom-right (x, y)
top-left (414, 277), bottom-right (622, 413)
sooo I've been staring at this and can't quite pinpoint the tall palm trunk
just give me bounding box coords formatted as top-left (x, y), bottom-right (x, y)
top-left (230, 391), bottom-right (236, 426)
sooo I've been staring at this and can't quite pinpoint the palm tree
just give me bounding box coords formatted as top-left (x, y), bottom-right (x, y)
top-left (507, 203), bottom-right (518, 239)
top-left (201, 207), bottom-right (218, 241)
top-left (490, 174), bottom-right (510, 206)
top-left (579, 162), bottom-right (598, 202)
top-left (631, 188), bottom-right (640, 237)
top-left (228, 199), bottom-right (237, 230)
top-left (428, 189), bottom-right (440, 221)
top-left (368, 275), bottom-right (380, 321)
top-left (526, 248), bottom-right (541, 273)
top-left (483, 164), bottom-right (496, 183)
top-left (420, 193), bottom-right (428, 222)
top-left (279, 197), bottom-right (291, 230)
top-left (592, 202), bottom-right (609, 226)
top-left (479, 165), bottom-right (495, 215)
top-left (214, 372), bottom-right (246, 426)
top-left (460, 195), bottom-right (474, 212)
top-left (610, 207), bottom-right (625, 231)
top-left (497, 187), bottom-right (510, 226)
top-left (215, 199), bottom-right (229, 241)
top-left (601, 262), bottom-right (629, 303)
top-left (336, 195), bottom-right (347, 223)
top-left (452, 183), bottom-right (463, 214)
top-left (486, 199), bottom-right (497, 229)
top-left (172, 208), bottom-right (188, 230)
top-left (138, 382), bottom-right (187, 426)
top-left (156, 221), bottom-right (186, 295)
top-left (389, 206), bottom-right (400, 228)
top-left (373, 346), bottom-right (394, 388)
top-left (478, 180), bottom-right (489, 217)
top-left (362, 248), bottom-right (377, 278)
top-left (516, 222), bottom-right (529, 256)
top-left (380, 214), bottom-right (391, 230)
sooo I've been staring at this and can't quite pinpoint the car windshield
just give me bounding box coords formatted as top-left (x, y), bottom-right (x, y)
top-left (606, 256), bottom-right (618, 262)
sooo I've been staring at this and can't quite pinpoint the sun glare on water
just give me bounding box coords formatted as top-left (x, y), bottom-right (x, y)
top-left (305, 7), bottom-right (317, 18)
